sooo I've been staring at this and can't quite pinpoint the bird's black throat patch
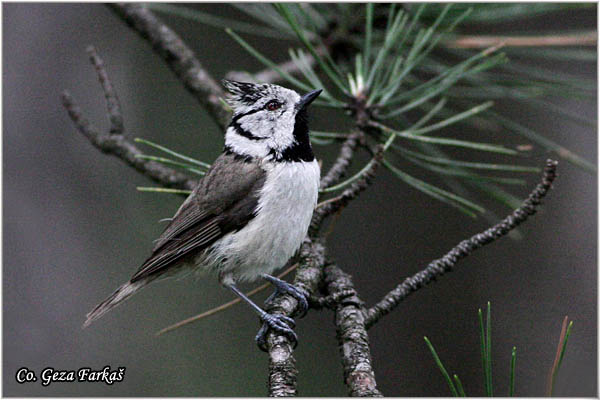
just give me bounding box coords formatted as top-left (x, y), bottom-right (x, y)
top-left (275, 108), bottom-right (315, 162)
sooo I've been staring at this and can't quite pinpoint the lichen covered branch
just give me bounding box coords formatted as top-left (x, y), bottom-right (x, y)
top-left (265, 239), bottom-right (326, 396)
top-left (364, 159), bottom-right (558, 328)
top-left (323, 263), bottom-right (382, 397)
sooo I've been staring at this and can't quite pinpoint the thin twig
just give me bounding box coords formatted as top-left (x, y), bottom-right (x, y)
top-left (446, 31), bottom-right (596, 48)
top-left (107, 3), bottom-right (230, 130)
top-left (61, 50), bottom-right (195, 192)
top-left (86, 45), bottom-right (124, 135)
top-left (323, 263), bottom-right (383, 397)
top-left (320, 131), bottom-right (362, 190)
top-left (310, 141), bottom-right (384, 236)
top-left (364, 159), bottom-right (559, 328)
top-left (156, 263), bottom-right (299, 336)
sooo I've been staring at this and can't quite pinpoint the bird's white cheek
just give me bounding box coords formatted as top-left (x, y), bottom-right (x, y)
top-left (269, 112), bottom-right (296, 152)
top-left (224, 128), bottom-right (269, 158)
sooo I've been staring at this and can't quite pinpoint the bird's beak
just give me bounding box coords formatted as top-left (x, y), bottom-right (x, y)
top-left (297, 89), bottom-right (322, 110)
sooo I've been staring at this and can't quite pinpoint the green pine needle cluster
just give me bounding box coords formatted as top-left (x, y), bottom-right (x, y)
top-left (143, 3), bottom-right (595, 218)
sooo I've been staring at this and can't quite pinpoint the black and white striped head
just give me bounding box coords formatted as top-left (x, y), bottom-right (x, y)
top-left (222, 80), bottom-right (321, 162)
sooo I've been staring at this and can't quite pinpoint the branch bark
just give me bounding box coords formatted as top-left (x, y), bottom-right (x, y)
top-left (323, 263), bottom-right (382, 397)
top-left (87, 46), bottom-right (124, 134)
top-left (265, 239), bottom-right (326, 396)
top-left (107, 3), bottom-right (230, 130)
top-left (364, 159), bottom-right (558, 328)
top-left (319, 131), bottom-right (362, 190)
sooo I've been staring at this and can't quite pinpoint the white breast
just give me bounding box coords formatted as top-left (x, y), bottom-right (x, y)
top-left (206, 160), bottom-right (320, 282)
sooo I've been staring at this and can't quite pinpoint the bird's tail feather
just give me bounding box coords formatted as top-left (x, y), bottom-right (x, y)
top-left (83, 280), bottom-right (146, 328)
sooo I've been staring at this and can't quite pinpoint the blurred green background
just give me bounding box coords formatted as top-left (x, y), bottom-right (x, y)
top-left (3, 3), bottom-right (597, 396)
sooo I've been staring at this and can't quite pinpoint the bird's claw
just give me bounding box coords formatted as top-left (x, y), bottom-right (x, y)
top-left (255, 313), bottom-right (298, 352)
top-left (262, 275), bottom-right (309, 318)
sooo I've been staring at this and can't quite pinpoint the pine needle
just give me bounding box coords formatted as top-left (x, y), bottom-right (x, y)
top-left (424, 336), bottom-right (459, 396)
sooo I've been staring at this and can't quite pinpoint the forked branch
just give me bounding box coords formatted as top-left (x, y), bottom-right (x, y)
top-left (61, 47), bottom-right (195, 191)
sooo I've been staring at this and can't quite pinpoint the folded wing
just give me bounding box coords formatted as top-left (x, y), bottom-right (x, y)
top-left (130, 152), bottom-right (266, 282)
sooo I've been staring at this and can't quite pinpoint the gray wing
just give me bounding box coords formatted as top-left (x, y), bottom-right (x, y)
top-left (130, 152), bottom-right (266, 282)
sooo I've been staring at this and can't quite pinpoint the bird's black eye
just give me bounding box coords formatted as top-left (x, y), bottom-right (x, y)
top-left (266, 100), bottom-right (281, 111)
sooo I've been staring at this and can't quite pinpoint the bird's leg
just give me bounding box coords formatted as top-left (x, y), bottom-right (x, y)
top-left (261, 274), bottom-right (309, 318)
top-left (219, 273), bottom-right (297, 352)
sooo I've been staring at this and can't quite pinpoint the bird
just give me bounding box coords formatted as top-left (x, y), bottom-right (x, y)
top-left (84, 80), bottom-right (322, 351)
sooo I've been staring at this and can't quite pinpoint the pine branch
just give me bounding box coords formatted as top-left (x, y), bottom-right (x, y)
top-left (319, 131), bottom-right (362, 189)
top-left (107, 3), bottom-right (230, 130)
top-left (61, 47), bottom-right (195, 191)
top-left (227, 57), bottom-right (313, 85)
top-left (323, 263), bottom-right (383, 396)
top-left (264, 239), bottom-right (326, 396)
top-left (64, 5), bottom-right (572, 396)
top-left (364, 159), bottom-right (558, 328)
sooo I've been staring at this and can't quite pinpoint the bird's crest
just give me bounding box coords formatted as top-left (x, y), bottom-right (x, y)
top-left (222, 79), bottom-right (273, 108)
